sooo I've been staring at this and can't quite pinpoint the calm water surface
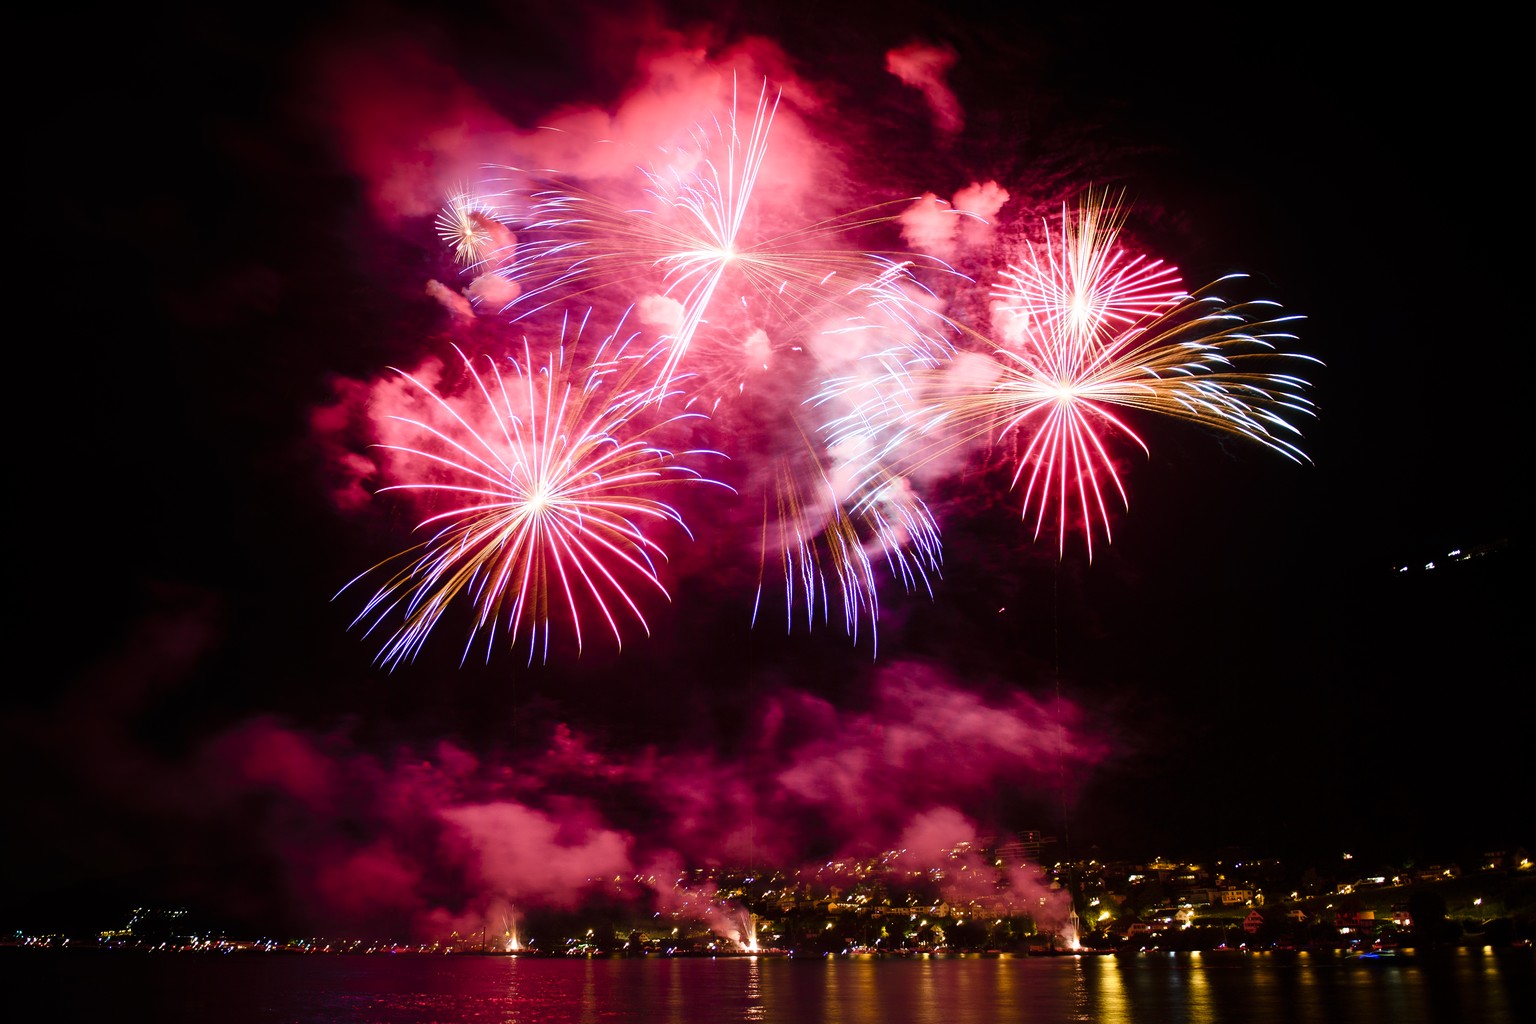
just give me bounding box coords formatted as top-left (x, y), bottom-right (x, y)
top-left (7, 948), bottom-right (1533, 1023)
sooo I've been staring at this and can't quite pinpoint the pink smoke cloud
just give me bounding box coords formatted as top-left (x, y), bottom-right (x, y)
top-left (312, 842), bottom-right (428, 922)
top-left (303, 32), bottom-right (518, 222)
top-left (953, 180), bottom-right (1011, 248)
top-left (895, 806), bottom-right (979, 861)
top-left (465, 271), bottom-right (521, 309)
top-left (145, 656), bottom-right (1105, 937)
top-left (305, 15), bottom-right (840, 244)
top-left (215, 715), bottom-right (337, 811)
top-left (425, 279), bottom-right (475, 321)
top-left (443, 801), bottom-right (633, 908)
top-left (766, 662), bottom-right (1098, 853)
top-left (19, 592), bottom-right (1109, 939)
top-left (886, 41), bottom-right (963, 135)
top-left (899, 192), bottom-right (962, 260)
top-left (310, 374), bottom-right (386, 514)
top-left (898, 182), bottom-right (1010, 260)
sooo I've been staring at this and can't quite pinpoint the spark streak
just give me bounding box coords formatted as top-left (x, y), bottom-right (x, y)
top-left (756, 425), bottom-right (942, 653)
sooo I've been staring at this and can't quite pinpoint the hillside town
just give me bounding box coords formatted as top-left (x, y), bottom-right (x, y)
top-left (11, 837), bottom-right (1531, 957)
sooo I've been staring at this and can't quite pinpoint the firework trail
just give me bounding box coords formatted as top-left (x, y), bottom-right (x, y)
top-left (823, 191), bottom-right (1318, 559)
top-left (740, 260), bottom-right (963, 649)
top-left (756, 419), bottom-right (942, 653)
top-left (338, 314), bottom-right (727, 667)
top-left (468, 78), bottom-right (958, 403)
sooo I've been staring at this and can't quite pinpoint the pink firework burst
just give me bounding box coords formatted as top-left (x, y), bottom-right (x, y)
top-left (339, 315), bottom-right (727, 667)
top-left (835, 192), bottom-right (1317, 559)
top-left (992, 189), bottom-right (1186, 351)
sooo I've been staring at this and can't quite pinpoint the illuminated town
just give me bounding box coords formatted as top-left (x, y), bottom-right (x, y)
top-left (11, 839), bottom-right (1530, 958)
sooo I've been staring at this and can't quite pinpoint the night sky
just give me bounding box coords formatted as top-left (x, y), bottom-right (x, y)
top-left (12, 2), bottom-right (1522, 939)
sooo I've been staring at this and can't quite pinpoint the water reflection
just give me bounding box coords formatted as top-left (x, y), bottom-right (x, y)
top-left (1183, 952), bottom-right (1214, 1024)
top-left (578, 958), bottom-right (596, 1024)
top-left (5, 946), bottom-right (1532, 1024)
top-left (992, 957), bottom-right (1020, 1018)
top-left (744, 957), bottom-right (764, 1022)
top-left (1083, 955), bottom-right (1128, 1023)
top-left (1067, 948), bottom-right (1536, 1024)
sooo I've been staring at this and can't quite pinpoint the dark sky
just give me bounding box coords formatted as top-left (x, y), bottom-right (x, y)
top-left (12, 2), bottom-right (1522, 939)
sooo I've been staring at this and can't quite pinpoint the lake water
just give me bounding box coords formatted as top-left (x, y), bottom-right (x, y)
top-left (7, 948), bottom-right (1533, 1023)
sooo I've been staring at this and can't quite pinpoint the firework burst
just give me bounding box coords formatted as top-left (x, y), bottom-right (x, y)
top-left (435, 187), bottom-right (506, 273)
top-left (339, 315), bottom-right (727, 667)
top-left (993, 189), bottom-right (1185, 349)
top-left (956, 281), bottom-right (1314, 557)
top-left (474, 78), bottom-right (957, 401)
top-left (822, 193), bottom-right (1318, 559)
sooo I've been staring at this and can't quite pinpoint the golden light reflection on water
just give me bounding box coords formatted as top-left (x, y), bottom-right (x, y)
top-left (1081, 952), bottom-right (1220, 1024)
top-left (477, 947), bottom-right (1533, 1023)
top-left (1467, 947), bottom-right (1516, 1021)
top-left (1069, 958), bottom-right (1092, 1022)
top-left (913, 958), bottom-right (937, 1024)
top-left (808, 954), bottom-right (1047, 1024)
top-left (993, 956), bottom-right (1018, 1013)
top-left (823, 956), bottom-right (877, 1024)
top-left (1085, 955), bottom-right (1129, 1023)
top-left (743, 957), bottom-right (765, 1022)
top-left (1183, 951), bottom-right (1214, 1024)
top-left (36, 945), bottom-right (1535, 1024)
